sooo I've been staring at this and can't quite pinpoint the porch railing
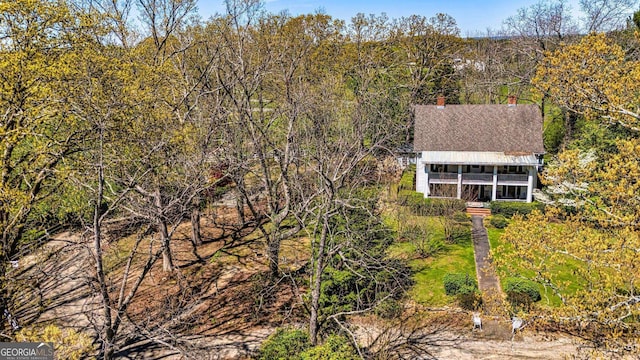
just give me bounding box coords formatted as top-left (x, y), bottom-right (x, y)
top-left (429, 173), bottom-right (458, 180)
top-left (463, 173), bottom-right (492, 182)
top-left (498, 174), bottom-right (528, 182)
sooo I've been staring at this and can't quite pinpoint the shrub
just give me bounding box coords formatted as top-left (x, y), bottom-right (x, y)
top-left (444, 223), bottom-right (471, 244)
top-left (397, 190), bottom-right (425, 208)
top-left (504, 278), bottom-right (541, 309)
top-left (443, 273), bottom-right (478, 296)
top-left (397, 190), bottom-right (466, 216)
top-left (399, 223), bottom-right (423, 242)
top-left (489, 214), bottom-right (508, 229)
top-left (430, 198), bottom-right (467, 216)
top-left (398, 165), bottom-right (416, 192)
top-left (490, 201), bottom-right (544, 218)
top-left (415, 236), bottom-right (444, 258)
top-left (16, 325), bottom-right (95, 360)
top-left (400, 224), bottom-right (443, 257)
top-left (374, 298), bottom-right (403, 319)
top-left (300, 335), bottom-right (359, 360)
top-left (258, 328), bottom-right (311, 360)
top-left (457, 287), bottom-right (483, 310)
top-left (443, 273), bottom-right (482, 310)
top-left (453, 211), bottom-right (471, 223)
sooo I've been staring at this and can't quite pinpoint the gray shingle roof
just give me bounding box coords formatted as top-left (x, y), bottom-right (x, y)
top-left (413, 104), bottom-right (545, 153)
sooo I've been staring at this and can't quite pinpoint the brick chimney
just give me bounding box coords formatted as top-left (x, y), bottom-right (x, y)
top-left (507, 95), bottom-right (517, 107)
top-left (436, 95), bottom-right (445, 108)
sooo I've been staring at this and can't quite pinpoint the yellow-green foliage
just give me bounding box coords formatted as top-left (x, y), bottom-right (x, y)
top-left (16, 325), bottom-right (95, 360)
top-left (534, 33), bottom-right (640, 131)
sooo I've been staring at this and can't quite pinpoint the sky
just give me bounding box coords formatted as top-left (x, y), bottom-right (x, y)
top-left (195, 0), bottom-right (583, 36)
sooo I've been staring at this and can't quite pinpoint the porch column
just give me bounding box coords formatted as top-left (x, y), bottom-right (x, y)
top-left (526, 166), bottom-right (534, 203)
top-left (491, 166), bottom-right (498, 201)
top-left (457, 165), bottom-right (462, 199)
top-left (416, 160), bottom-right (425, 194)
top-left (424, 166), bottom-right (430, 198)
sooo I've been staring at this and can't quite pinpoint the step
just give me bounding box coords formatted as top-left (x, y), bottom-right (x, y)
top-left (466, 208), bottom-right (491, 217)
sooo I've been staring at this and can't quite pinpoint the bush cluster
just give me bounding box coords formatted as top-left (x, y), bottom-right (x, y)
top-left (443, 273), bottom-right (478, 296)
top-left (489, 214), bottom-right (508, 229)
top-left (504, 277), bottom-right (541, 309)
top-left (258, 328), bottom-right (311, 360)
top-left (443, 273), bottom-right (482, 310)
top-left (258, 328), bottom-right (359, 360)
top-left (398, 190), bottom-right (466, 216)
top-left (489, 201), bottom-right (544, 217)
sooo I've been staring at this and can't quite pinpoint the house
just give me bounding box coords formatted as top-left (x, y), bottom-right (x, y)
top-left (413, 96), bottom-right (544, 203)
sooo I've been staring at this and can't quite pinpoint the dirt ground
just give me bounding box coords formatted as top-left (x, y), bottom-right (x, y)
top-left (434, 334), bottom-right (579, 359)
top-left (14, 207), bottom-right (592, 360)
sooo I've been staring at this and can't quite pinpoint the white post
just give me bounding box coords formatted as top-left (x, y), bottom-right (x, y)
top-left (424, 166), bottom-right (430, 198)
top-left (492, 166), bottom-right (498, 201)
top-left (457, 165), bottom-right (462, 199)
top-left (416, 160), bottom-right (425, 194)
top-left (526, 167), bottom-right (534, 203)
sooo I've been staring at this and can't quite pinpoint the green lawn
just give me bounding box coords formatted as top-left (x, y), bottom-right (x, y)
top-left (487, 225), bottom-right (583, 308)
top-left (387, 214), bottom-right (476, 306)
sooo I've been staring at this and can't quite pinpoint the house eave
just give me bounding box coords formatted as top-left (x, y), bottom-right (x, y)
top-left (418, 151), bottom-right (541, 167)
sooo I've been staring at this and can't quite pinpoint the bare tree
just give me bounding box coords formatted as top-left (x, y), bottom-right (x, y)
top-left (302, 18), bottom-right (411, 344)
top-left (62, 41), bottom-right (166, 359)
top-left (503, 0), bottom-right (579, 92)
top-left (208, 2), bottom-right (345, 279)
top-left (580, 0), bottom-right (639, 32)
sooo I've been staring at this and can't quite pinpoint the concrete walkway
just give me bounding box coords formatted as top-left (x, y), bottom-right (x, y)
top-left (471, 216), bottom-right (505, 316)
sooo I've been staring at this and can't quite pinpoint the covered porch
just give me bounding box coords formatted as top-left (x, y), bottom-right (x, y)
top-left (415, 151), bottom-right (542, 203)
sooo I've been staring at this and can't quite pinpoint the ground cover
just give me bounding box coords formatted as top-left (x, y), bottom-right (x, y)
top-left (486, 223), bottom-right (583, 308)
top-left (386, 211), bottom-right (476, 306)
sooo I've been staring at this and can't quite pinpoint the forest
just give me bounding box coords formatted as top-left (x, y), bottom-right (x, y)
top-left (1, 0), bottom-right (639, 358)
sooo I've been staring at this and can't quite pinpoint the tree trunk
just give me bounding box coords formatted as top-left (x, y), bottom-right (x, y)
top-left (154, 189), bottom-right (173, 272)
top-left (160, 219), bottom-right (173, 272)
top-left (103, 328), bottom-right (115, 360)
top-left (94, 161), bottom-right (115, 360)
top-left (309, 214), bottom-right (329, 346)
top-left (191, 207), bottom-right (201, 246)
top-left (267, 233), bottom-right (280, 279)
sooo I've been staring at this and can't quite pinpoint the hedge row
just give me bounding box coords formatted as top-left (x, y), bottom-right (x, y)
top-left (489, 201), bottom-right (545, 217)
top-left (398, 190), bottom-right (466, 216)
top-left (398, 165), bottom-right (416, 192)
